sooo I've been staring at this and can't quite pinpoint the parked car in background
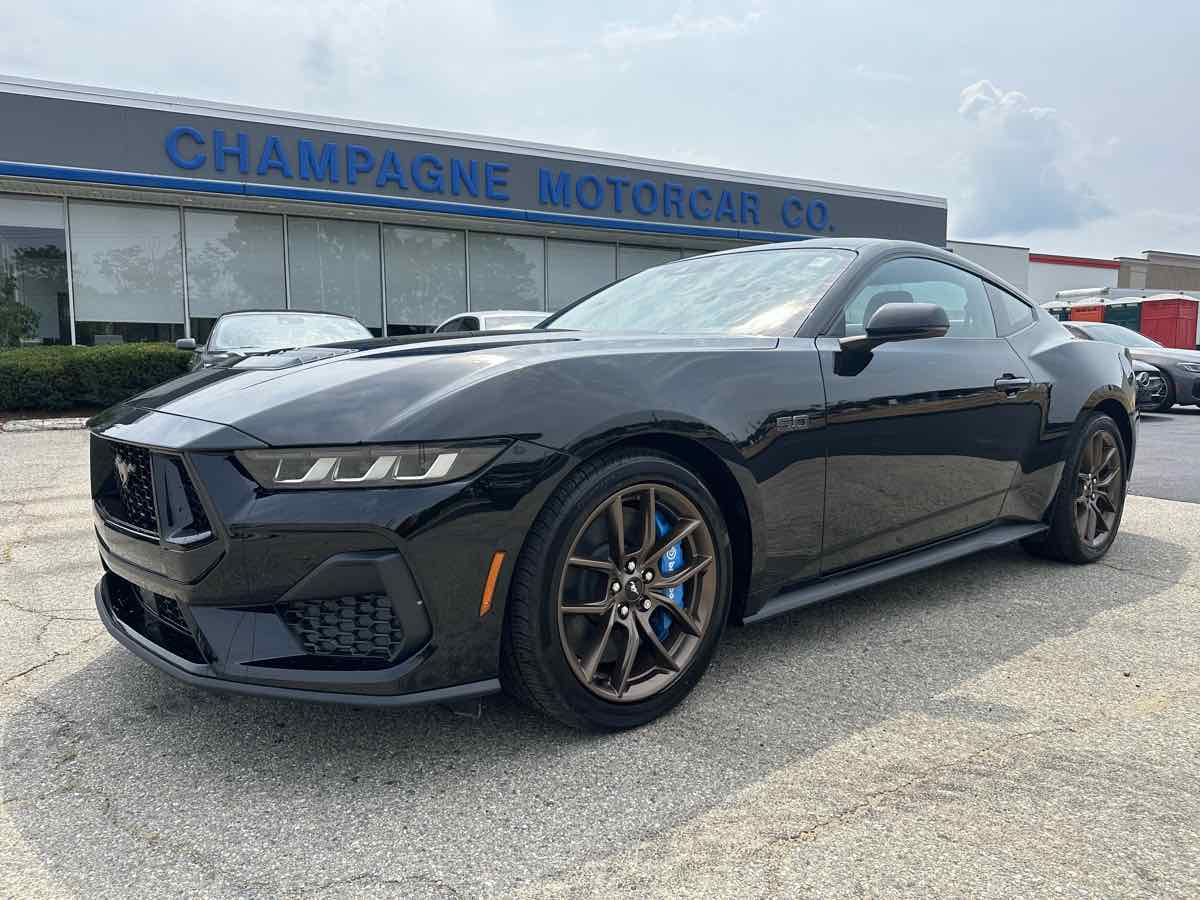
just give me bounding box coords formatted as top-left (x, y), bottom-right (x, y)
top-left (1063, 320), bottom-right (1200, 412)
top-left (434, 310), bottom-right (547, 333)
top-left (177, 310), bottom-right (373, 369)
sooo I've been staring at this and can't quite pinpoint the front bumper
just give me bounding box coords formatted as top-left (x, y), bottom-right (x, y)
top-left (94, 576), bottom-right (499, 706)
top-left (90, 410), bottom-right (569, 705)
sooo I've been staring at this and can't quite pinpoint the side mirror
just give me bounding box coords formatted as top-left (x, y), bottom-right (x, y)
top-left (175, 338), bottom-right (197, 351)
top-left (839, 302), bottom-right (949, 353)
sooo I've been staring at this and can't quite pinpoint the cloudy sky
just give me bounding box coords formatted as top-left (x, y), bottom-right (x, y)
top-left (2, 0), bottom-right (1197, 258)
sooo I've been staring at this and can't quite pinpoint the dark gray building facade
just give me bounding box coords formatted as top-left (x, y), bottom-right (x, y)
top-left (0, 76), bottom-right (948, 344)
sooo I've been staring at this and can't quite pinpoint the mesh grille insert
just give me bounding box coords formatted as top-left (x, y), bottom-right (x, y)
top-left (151, 594), bottom-right (190, 633)
top-left (282, 594), bottom-right (405, 660)
top-left (112, 443), bottom-right (157, 532)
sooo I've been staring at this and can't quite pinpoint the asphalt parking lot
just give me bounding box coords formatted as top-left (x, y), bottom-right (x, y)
top-left (2, 416), bottom-right (1198, 899)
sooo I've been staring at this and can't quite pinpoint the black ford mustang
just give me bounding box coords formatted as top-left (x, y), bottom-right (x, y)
top-left (90, 238), bottom-right (1136, 730)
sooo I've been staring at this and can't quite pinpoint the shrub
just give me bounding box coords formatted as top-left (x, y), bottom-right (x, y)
top-left (0, 343), bottom-right (192, 412)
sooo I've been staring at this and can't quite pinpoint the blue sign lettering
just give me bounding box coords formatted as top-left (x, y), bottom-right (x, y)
top-left (165, 126), bottom-right (205, 170)
top-left (376, 149), bottom-right (407, 189)
top-left (485, 162), bottom-right (509, 201)
top-left (632, 180), bottom-right (657, 215)
top-left (663, 183), bottom-right (684, 218)
top-left (299, 140), bottom-right (339, 183)
top-left (575, 175), bottom-right (602, 210)
top-left (161, 125), bottom-right (834, 234)
top-left (539, 168), bottom-right (570, 207)
top-left (256, 136), bottom-right (293, 178)
top-left (346, 145), bottom-right (375, 186)
top-left (451, 159), bottom-right (479, 197)
top-left (412, 153), bottom-right (444, 192)
top-left (212, 130), bottom-right (249, 174)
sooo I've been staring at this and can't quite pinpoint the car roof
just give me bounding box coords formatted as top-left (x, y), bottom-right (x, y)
top-left (692, 237), bottom-right (1034, 303)
top-left (214, 309), bottom-right (362, 320)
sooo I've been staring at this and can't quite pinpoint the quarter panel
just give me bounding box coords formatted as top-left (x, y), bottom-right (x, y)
top-left (1000, 313), bottom-right (1136, 520)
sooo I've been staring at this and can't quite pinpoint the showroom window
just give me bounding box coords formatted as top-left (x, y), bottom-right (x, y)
top-left (469, 233), bottom-right (545, 311)
top-left (287, 217), bottom-right (383, 333)
top-left (185, 210), bottom-right (286, 344)
top-left (617, 245), bottom-right (682, 280)
top-left (0, 195), bottom-right (69, 344)
top-left (384, 225), bottom-right (466, 334)
top-left (547, 240), bottom-right (616, 310)
top-left (70, 200), bottom-right (185, 345)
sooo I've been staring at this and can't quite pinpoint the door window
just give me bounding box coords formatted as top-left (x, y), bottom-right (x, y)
top-left (985, 282), bottom-right (1036, 336)
top-left (836, 257), bottom-right (996, 338)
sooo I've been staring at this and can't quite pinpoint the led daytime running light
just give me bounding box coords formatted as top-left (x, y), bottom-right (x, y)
top-left (236, 443), bottom-right (505, 489)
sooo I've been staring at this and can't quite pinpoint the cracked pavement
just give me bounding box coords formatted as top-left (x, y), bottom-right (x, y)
top-left (2, 426), bottom-right (1198, 899)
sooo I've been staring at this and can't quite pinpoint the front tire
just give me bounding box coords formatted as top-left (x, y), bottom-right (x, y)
top-left (1022, 412), bottom-right (1127, 563)
top-left (500, 450), bottom-right (732, 730)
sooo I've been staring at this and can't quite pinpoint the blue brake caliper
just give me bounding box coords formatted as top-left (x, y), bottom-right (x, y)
top-left (650, 510), bottom-right (685, 642)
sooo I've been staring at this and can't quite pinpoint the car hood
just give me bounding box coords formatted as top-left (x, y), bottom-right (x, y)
top-left (101, 330), bottom-right (778, 447)
top-left (1130, 346), bottom-right (1200, 364)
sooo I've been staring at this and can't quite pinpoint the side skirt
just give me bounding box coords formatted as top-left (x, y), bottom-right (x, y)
top-left (743, 521), bottom-right (1048, 626)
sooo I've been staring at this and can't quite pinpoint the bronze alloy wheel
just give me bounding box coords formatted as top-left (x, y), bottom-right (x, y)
top-left (556, 483), bottom-right (718, 703)
top-left (1073, 428), bottom-right (1124, 548)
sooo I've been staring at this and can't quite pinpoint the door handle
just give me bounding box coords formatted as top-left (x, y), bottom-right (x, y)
top-left (994, 375), bottom-right (1031, 394)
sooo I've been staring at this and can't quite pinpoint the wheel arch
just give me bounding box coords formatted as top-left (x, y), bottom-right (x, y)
top-left (1093, 397), bottom-right (1135, 469)
top-left (536, 427), bottom-right (763, 625)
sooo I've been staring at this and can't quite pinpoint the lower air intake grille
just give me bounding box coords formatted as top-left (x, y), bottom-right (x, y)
top-left (282, 594), bottom-right (405, 660)
top-left (150, 594), bottom-right (190, 633)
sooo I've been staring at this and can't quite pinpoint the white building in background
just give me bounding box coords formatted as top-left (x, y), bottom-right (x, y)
top-left (946, 240), bottom-right (1030, 290)
top-left (948, 242), bottom-right (1123, 304)
top-left (1026, 253), bottom-right (1120, 303)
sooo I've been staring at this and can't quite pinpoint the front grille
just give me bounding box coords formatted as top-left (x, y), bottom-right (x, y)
top-left (92, 436), bottom-right (213, 544)
top-left (113, 443), bottom-right (157, 532)
top-left (282, 594), bottom-right (405, 660)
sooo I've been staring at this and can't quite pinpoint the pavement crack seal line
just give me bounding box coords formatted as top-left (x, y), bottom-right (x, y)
top-left (1, 777), bottom-right (276, 896)
top-left (756, 690), bottom-right (1195, 851)
top-left (1096, 559), bottom-right (1200, 591)
top-left (0, 630), bottom-right (109, 688)
top-left (0, 594), bottom-right (97, 623)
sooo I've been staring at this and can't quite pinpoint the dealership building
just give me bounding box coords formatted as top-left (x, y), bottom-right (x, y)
top-left (0, 76), bottom-right (948, 345)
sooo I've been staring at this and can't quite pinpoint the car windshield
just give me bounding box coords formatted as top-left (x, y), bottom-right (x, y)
top-left (1079, 322), bottom-right (1162, 348)
top-left (486, 313), bottom-right (545, 330)
top-left (543, 248), bottom-right (855, 337)
top-left (208, 313), bottom-right (372, 351)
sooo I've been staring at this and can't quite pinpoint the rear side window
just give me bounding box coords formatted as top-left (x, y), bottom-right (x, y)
top-left (985, 283), bottom-right (1036, 336)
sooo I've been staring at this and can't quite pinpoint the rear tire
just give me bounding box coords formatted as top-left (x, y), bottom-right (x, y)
top-left (500, 450), bottom-right (732, 730)
top-left (1021, 412), bottom-right (1127, 563)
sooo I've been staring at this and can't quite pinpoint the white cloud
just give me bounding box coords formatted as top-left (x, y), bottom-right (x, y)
top-left (953, 79), bottom-right (1111, 238)
top-left (601, 3), bottom-right (763, 52)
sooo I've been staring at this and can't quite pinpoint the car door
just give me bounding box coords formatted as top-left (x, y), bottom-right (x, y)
top-left (816, 256), bottom-right (1040, 572)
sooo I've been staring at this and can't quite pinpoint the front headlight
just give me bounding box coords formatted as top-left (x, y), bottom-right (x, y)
top-left (235, 442), bottom-right (508, 489)
top-left (1178, 362), bottom-right (1200, 374)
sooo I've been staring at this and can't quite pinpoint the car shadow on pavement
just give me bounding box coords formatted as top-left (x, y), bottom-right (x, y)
top-left (1, 528), bottom-right (1189, 897)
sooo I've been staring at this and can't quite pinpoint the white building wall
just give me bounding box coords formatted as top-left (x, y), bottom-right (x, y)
top-left (1027, 260), bottom-right (1118, 303)
top-left (947, 240), bottom-right (1029, 290)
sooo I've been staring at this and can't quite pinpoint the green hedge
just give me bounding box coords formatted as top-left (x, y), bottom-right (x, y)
top-left (0, 343), bottom-right (192, 412)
